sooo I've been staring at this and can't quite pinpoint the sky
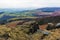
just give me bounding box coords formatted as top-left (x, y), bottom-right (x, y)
top-left (0, 0), bottom-right (60, 9)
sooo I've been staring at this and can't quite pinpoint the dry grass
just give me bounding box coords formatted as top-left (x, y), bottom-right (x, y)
top-left (0, 24), bottom-right (60, 40)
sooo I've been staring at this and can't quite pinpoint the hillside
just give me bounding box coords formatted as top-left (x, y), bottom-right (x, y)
top-left (0, 7), bottom-right (60, 40)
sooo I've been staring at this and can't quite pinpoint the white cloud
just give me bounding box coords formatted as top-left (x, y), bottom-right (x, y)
top-left (0, 0), bottom-right (60, 8)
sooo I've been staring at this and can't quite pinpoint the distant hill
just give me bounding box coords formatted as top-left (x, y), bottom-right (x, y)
top-left (0, 7), bottom-right (60, 22)
top-left (37, 7), bottom-right (60, 12)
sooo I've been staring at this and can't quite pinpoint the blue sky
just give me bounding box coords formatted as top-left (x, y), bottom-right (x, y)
top-left (0, 0), bottom-right (60, 8)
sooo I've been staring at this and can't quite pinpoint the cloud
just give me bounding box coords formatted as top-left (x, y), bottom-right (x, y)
top-left (0, 0), bottom-right (60, 8)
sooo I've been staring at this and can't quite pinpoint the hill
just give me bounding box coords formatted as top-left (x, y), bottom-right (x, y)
top-left (0, 7), bottom-right (60, 23)
top-left (37, 7), bottom-right (60, 12)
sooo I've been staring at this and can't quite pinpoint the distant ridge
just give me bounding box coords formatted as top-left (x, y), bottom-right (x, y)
top-left (37, 7), bottom-right (60, 12)
top-left (0, 7), bottom-right (60, 12)
top-left (0, 7), bottom-right (60, 21)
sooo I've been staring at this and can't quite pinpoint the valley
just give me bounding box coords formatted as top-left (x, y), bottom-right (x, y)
top-left (0, 7), bottom-right (60, 40)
